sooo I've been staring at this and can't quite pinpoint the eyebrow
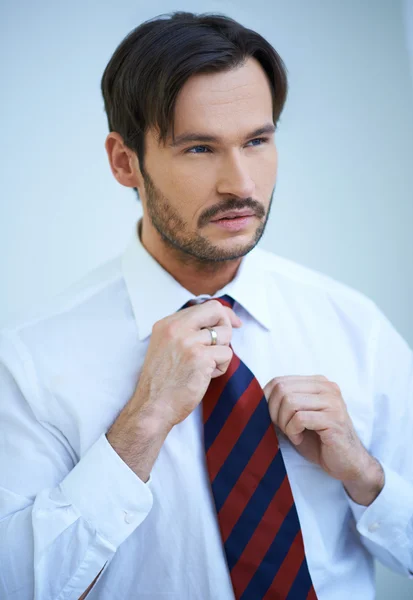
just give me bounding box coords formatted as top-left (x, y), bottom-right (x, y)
top-left (169, 123), bottom-right (276, 147)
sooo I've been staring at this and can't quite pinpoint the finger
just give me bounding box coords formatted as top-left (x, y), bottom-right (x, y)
top-left (284, 410), bottom-right (330, 444)
top-left (181, 300), bottom-right (242, 330)
top-left (205, 345), bottom-right (234, 378)
top-left (264, 375), bottom-right (338, 402)
top-left (190, 325), bottom-right (233, 347)
top-left (276, 393), bottom-right (330, 434)
top-left (201, 325), bottom-right (232, 347)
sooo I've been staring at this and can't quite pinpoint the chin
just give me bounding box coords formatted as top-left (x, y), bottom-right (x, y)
top-left (211, 235), bottom-right (259, 259)
top-left (220, 233), bottom-right (256, 249)
top-left (216, 224), bottom-right (262, 246)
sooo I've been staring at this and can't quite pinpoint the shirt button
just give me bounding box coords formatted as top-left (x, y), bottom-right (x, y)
top-left (123, 511), bottom-right (133, 524)
top-left (368, 521), bottom-right (380, 532)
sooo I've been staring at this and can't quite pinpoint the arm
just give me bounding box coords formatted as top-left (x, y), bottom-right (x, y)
top-left (0, 331), bottom-right (157, 599)
top-left (76, 408), bottom-right (168, 599)
top-left (345, 306), bottom-right (413, 578)
top-left (0, 301), bottom-right (238, 598)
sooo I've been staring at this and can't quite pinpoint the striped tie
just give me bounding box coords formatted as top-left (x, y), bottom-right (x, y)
top-left (184, 295), bottom-right (317, 600)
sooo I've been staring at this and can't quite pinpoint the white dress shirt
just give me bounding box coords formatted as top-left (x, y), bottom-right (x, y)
top-left (1, 222), bottom-right (412, 600)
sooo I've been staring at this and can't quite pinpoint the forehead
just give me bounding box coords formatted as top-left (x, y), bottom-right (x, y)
top-left (171, 57), bottom-right (273, 141)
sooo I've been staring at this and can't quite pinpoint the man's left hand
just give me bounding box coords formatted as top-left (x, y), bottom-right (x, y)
top-left (264, 375), bottom-right (385, 506)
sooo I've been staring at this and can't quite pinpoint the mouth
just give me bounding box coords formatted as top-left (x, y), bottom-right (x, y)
top-left (209, 212), bottom-right (256, 232)
top-left (210, 210), bottom-right (256, 222)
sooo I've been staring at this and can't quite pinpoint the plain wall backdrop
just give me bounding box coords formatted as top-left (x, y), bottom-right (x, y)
top-left (1, 1), bottom-right (412, 597)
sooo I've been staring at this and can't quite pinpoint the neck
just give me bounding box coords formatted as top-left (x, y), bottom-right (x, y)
top-left (139, 218), bottom-right (242, 296)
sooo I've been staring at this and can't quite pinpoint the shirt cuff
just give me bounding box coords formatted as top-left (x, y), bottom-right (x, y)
top-left (59, 432), bottom-right (154, 548)
top-left (346, 461), bottom-right (413, 574)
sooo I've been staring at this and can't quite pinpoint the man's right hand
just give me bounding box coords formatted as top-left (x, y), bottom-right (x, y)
top-left (106, 299), bottom-right (242, 482)
top-left (133, 299), bottom-right (242, 430)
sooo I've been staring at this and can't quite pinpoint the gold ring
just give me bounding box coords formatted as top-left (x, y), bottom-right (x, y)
top-left (208, 327), bottom-right (218, 346)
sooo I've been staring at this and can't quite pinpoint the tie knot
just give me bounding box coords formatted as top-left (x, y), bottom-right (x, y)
top-left (212, 294), bottom-right (235, 309)
top-left (181, 294), bottom-right (235, 311)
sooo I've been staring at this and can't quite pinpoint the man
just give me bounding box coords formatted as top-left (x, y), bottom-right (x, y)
top-left (0, 10), bottom-right (412, 600)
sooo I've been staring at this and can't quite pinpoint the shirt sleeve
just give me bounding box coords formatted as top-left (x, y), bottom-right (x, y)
top-left (346, 306), bottom-right (413, 578)
top-left (0, 330), bottom-right (154, 600)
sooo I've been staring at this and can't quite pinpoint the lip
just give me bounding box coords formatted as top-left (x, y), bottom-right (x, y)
top-left (211, 210), bottom-right (256, 221)
top-left (212, 210), bottom-right (255, 222)
top-left (210, 214), bottom-right (255, 231)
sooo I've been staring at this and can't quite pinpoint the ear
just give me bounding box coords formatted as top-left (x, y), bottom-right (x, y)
top-left (104, 132), bottom-right (144, 190)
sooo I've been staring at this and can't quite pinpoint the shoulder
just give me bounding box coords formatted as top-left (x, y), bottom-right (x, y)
top-left (255, 246), bottom-right (375, 302)
top-left (0, 254), bottom-right (126, 358)
top-left (250, 245), bottom-right (381, 326)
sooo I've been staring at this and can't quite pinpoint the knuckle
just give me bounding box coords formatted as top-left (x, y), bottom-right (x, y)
top-left (163, 321), bottom-right (178, 339)
top-left (285, 393), bottom-right (298, 411)
top-left (210, 299), bottom-right (223, 312)
top-left (223, 346), bottom-right (233, 361)
top-left (221, 352), bottom-right (233, 370)
top-left (178, 335), bottom-right (192, 351)
top-left (294, 412), bottom-right (305, 427)
top-left (330, 381), bottom-right (341, 393)
top-left (221, 305), bottom-right (232, 323)
top-left (224, 325), bottom-right (233, 342)
top-left (268, 402), bottom-right (277, 424)
top-left (152, 319), bottom-right (163, 334)
top-left (274, 382), bottom-right (286, 397)
top-left (337, 411), bottom-right (348, 427)
top-left (188, 344), bottom-right (202, 361)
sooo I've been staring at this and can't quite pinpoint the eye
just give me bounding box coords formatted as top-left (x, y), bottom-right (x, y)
top-left (186, 145), bottom-right (211, 154)
top-left (185, 137), bottom-right (270, 154)
top-left (246, 137), bottom-right (269, 147)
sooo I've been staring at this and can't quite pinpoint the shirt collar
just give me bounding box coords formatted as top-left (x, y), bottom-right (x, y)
top-left (121, 221), bottom-right (273, 341)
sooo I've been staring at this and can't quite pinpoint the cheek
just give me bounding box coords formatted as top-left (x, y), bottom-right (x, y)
top-left (257, 146), bottom-right (278, 186)
top-left (157, 166), bottom-right (211, 224)
top-left (173, 160), bottom-right (215, 190)
top-left (149, 157), bottom-right (210, 209)
top-left (168, 163), bottom-right (215, 208)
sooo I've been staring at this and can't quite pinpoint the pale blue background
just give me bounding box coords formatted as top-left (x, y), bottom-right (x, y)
top-left (1, 1), bottom-right (412, 597)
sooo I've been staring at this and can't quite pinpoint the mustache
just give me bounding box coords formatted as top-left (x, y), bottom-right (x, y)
top-left (199, 198), bottom-right (266, 227)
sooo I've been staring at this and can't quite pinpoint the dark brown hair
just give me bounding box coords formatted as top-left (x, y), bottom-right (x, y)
top-left (101, 11), bottom-right (288, 198)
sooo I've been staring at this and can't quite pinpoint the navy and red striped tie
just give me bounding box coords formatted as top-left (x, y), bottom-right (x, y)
top-left (184, 295), bottom-right (317, 600)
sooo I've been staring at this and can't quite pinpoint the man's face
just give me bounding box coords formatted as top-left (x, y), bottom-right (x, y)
top-left (139, 57), bottom-right (278, 262)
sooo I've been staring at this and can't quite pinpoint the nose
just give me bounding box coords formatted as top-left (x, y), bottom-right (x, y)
top-left (216, 151), bottom-right (256, 199)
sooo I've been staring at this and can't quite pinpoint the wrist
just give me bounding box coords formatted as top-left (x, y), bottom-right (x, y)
top-left (129, 395), bottom-right (173, 439)
top-left (106, 398), bottom-right (171, 483)
top-left (136, 409), bottom-right (173, 439)
top-left (343, 455), bottom-right (385, 506)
